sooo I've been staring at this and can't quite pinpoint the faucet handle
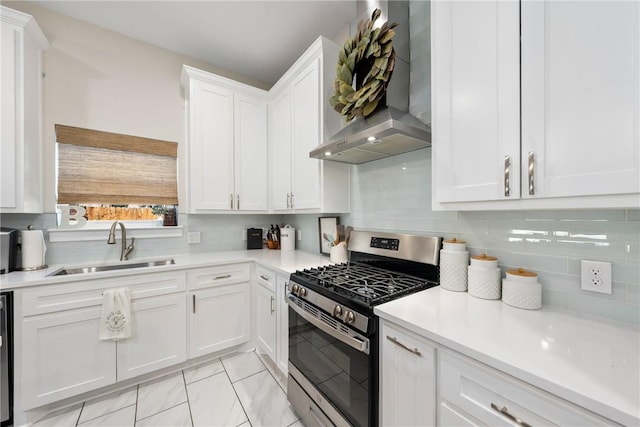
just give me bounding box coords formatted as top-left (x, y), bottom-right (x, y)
top-left (123, 237), bottom-right (135, 260)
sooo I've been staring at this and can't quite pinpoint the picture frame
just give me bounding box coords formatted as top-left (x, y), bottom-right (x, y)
top-left (318, 216), bottom-right (339, 255)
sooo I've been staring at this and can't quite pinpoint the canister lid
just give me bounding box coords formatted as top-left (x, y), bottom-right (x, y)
top-left (506, 267), bottom-right (538, 277)
top-left (471, 253), bottom-right (497, 261)
top-left (443, 238), bottom-right (466, 244)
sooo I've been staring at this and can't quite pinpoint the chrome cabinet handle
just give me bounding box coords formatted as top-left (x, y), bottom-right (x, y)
top-left (504, 155), bottom-right (511, 197)
top-left (259, 274), bottom-right (270, 282)
top-left (386, 335), bottom-right (421, 356)
top-left (230, 193), bottom-right (234, 209)
top-left (212, 274), bottom-right (231, 280)
top-left (192, 295), bottom-right (196, 314)
top-left (528, 151), bottom-right (535, 196)
top-left (270, 296), bottom-right (275, 314)
top-left (286, 193), bottom-right (291, 209)
top-left (236, 194), bottom-right (240, 210)
top-left (290, 193), bottom-right (294, 209)
top-left (490, 403), bottom-right (532, 427)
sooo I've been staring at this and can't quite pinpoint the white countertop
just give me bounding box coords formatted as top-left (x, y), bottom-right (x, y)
top-left (0, 249), bottom-right (333, 290)
top-left (375, 287), bottom-right (640, 426)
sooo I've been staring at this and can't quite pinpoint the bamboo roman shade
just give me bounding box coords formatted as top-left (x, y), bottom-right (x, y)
top-left (56, 124), bottom-right (178, 205)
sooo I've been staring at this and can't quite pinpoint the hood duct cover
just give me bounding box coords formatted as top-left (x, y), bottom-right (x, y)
top-left (309, 107), bottom-right (430, 164)
top-left (310, 1), bottom-right (431, 165)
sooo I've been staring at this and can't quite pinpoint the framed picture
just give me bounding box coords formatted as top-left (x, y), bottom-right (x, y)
top-left (318, 216), bottom-right (339, 255)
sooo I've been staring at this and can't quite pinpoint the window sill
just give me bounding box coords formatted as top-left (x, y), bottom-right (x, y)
top-left (48, 225), bottom-right (184, 242)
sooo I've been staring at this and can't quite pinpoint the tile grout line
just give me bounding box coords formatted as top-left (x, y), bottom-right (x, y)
top-left (221, 356), bottom-right (253, 426)
top-left (74, 402), bottom-right (85, 427)
top-left (181, 369), bottom-right (196, 427)
top-left (133, 384), bottom-right (139, 426)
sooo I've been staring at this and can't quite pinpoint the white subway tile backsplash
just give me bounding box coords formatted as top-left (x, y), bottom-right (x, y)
top-left (570, 221), bottom-right (640, 243)
top-left (523, 209), bottom-right (627, 222)
top-left (569, 294), bottom-right (639, 325)
top-left (626, 209), bottom-right (640, 221)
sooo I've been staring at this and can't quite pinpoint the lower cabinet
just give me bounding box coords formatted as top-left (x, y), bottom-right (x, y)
top-left (379, 320), bottom-right (437, 426)
top-left (187, 264), bottom-right (251, 358)
top-left (275, 274), bottom-right (289, 375)
top-left (117, 294), bottom-right (187, 381)
top-left (254, 266), bottom-right (276, 362)
top-left (21, 307), bottom-right (117, 409)
top-left (380, 319), bottom-right (622, 427)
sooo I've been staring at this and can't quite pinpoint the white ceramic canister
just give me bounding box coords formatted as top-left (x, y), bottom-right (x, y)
top-left (439, 238), bottom-right (469, 292)
top-left (468, 254), bottom-right (501, 300)
top-left (502, 268), bottom-right (541, 310)
top-left (280, 224), bottom-right (296, 252)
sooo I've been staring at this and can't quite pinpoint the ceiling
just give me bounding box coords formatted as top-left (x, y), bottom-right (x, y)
top-left (31, 1), bottom-right (358, 87)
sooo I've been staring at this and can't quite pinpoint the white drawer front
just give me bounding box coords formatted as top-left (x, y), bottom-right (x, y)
top-left (187, 263), bottom-right (250, 290)
top-left (255, 265), bottom-right (276, 292)
top-left (438, 349), bottom-right (620, 427)
top-left (22, 272), bottom-right (187, 316)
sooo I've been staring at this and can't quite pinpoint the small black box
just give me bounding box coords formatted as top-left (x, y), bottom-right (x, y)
top-left (247, 228), bottom-right (263, 250)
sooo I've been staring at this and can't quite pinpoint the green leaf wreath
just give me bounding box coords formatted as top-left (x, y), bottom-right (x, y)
top-left (329, 8), bottom-right (397, 121)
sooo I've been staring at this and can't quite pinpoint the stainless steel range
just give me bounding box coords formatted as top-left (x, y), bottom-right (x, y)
top-left (287, 230), bottom-right (442, 427)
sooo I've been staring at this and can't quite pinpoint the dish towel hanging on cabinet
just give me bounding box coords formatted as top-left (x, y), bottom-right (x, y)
top-left (99, 287), bottom-right (132, 341)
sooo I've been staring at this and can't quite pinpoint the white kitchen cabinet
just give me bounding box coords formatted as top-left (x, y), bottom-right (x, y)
top-left (116, 294), bottom-right (187, 381)
top-left (275, 274), bottom-right (289, 375)
top-left (21, 307), bottom-right (116, 409)
top-left (0, 7), bottom-right (48, 213)
top-left (254, 267), bottom-right (276, 363)
top-left (187, 264), bottom-right (251, 358)
top-left (18, 272), bottom-right (187, 410)
top-left (182, 66), bottom-right (268, 213)
top-left (379, 320), bottom-right (436, 426)
top-left (432, 0), bottom-right (640, 210)
top-left (438, 349), bottom-right (620, 426)
top-left (268, 36), bottom-right (350, 213)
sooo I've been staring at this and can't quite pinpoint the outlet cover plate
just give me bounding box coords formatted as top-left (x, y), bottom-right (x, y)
top-left (187, 231), bottom-right (201, 244)
top-left (580, 259), bottom-right (612, 294)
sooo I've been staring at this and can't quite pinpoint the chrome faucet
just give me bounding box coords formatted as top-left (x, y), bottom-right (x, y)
top-left (107, 221), bottom-right (135, 261)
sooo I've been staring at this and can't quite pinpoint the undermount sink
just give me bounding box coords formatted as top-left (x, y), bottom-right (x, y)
top-left (49, 259), bottom-right (176, 276)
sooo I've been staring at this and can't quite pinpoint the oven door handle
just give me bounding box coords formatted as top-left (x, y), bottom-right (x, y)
top-left (287, 295), bottom-right (370, 355)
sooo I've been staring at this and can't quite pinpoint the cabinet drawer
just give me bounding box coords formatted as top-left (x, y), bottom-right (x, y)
top-left (22, 272), bottom-right (187, 316)
top-left (187, 263), bottom-right (250, 290)
top-left (255, 265), bottom-right (276, 292)
top-left (438, 349), bottom-right (619, 427)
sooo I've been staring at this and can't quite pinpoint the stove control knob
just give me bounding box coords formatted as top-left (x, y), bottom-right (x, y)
top-left (299, 287), bottom-right (307, 297)
top-left (291, 284), bottom-right (299, 294)
top-left (345, 311), bottom-right (356, 324)
top-left (333, 305), bottom-right (343, 317)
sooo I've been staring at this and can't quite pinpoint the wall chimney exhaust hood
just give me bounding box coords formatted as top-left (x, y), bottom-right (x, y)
top-left (310, 1), bottom-right (431, 165)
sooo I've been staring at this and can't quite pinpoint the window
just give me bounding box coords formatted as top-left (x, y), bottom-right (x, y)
top-left (55, 124), bottom-right (178, 226)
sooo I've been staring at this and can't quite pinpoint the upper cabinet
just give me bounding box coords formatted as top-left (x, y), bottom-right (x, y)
top-left (269, 36), bottom-right (350, 213)
top-left (181, 67), bottom-right (268, 213)
top-left (432, 0), bottom-right (640, 210)
top-left (1, 7), bottom-right (49, 213)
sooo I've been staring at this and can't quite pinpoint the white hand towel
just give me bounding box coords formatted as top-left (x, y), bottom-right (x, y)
top-left (99, 288), bottom-right (132, 341)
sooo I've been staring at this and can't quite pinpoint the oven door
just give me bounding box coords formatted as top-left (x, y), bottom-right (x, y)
top-left (288, 294), bottom-right (372, 427)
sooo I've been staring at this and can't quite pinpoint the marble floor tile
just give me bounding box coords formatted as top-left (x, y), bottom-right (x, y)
top-left (135, 402), bottom-right (192, 427)
top-left (79, 387), bottom-right (138, 423)
top-left (78, 405), bottom-right (136, 426)
top-left (32, 403), bottom-right (83, 427)
top-left (233, 370), bottom-right (298, 427)
top-left (183, 358), bottom-right (224, 384)
top-left (187, 372), bottom-right (247, 427)
top-left (221, 351), bottom-right (265, 383)
top-left (288, 420), bottom-right (305, 427)
top-left (136, 372), bottom-right (187, 420)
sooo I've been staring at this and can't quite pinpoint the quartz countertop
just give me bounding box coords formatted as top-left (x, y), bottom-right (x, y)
top-left (374, 287), bottom-right (640, 426)
top-left (0, 249), bottom-right (333, 290)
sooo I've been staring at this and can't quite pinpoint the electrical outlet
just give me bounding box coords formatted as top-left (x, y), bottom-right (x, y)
top-left (241, 229), bottom-right (247, 241)
top-left (580, 260), bottom-right (612, 294)
top-left (187, 231), bottom-right (201, 244)
top-left (297, 230), bottom-right (302, 241)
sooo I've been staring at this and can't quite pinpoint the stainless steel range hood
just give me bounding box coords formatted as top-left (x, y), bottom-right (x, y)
top-left (310, 1), bottom-right (431, 165)
top-left (309, 107), bottom-right (430, 164)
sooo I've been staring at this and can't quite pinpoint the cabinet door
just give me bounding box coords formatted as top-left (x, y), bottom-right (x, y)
top-left (275, 275), bottom-right (289, 375)
top-left (380, 321), bottom-right (436, 426)
top-left (291, 58), bottom-right (321, 210)
top-left (254, 282), bottom-right (276, 362)
top-left (1, 20), bottom-right (18, 209)
top-left (21, 307), bottom-right (116, 409)
top-left (521, 1), bottom-right (640, 199)
top-left (432, 0), bottom-right (520, 203)
top-left (188, 283), bottom-right (251, 358)
top-left (235, 93), bottom-right (268, 211)
top-left (189, 80), bottom-right (234, 211)
top-left (116, 294), bottom-right (187, 381)
top-left (270, 89), bottom-right (293, 211)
